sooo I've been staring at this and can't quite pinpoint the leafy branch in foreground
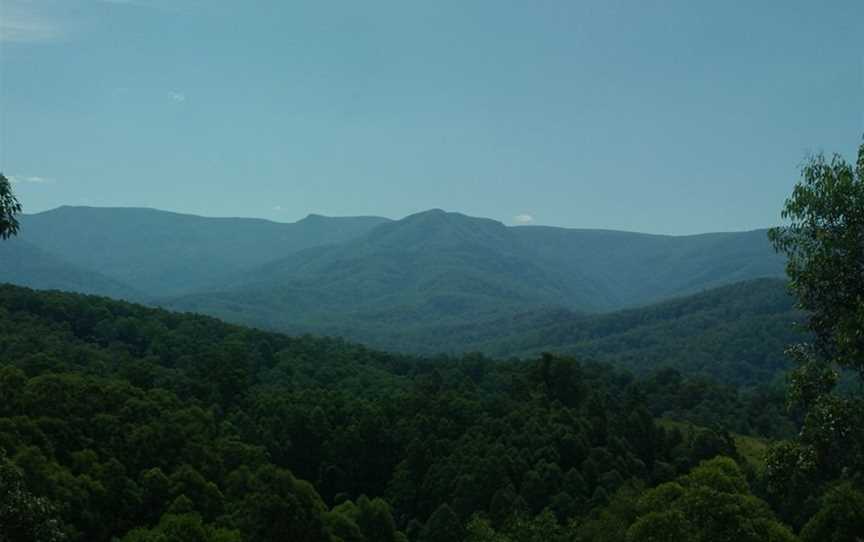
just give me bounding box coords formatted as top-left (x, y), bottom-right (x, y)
top-left (766, 140), bottom-right (864, 529)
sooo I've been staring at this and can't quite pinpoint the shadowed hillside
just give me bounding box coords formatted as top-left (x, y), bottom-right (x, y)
top-left (0, 238), bottom-right (141, 300)
top-left (162, 210), bottom-right (787, 356)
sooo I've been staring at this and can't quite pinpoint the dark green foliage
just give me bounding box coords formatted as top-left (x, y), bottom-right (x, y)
top-left (120, 513), bottom-right (241, 542)
top-left (0, 284), bottom-right (790, 541)
top-left (570, 457), bottom-right (795, 542)
top-left (171, 277), bottom-right (804, 389)
top-left (225, 466), bottom-right (330, 542)
top-left (430, 278), bottom-right (803, 387)
top-left (331, 495), bottom-right (402, 542)
top-left (0, 450), bottom-right (66, 542)
top-left (799, 483), bottom-right (864, 542)
top-left (626, 457), bottom-right (795, 542)
top-left (636, 368), bottom-right (795, 438)
top-left (0, 173), bottom-right (22, 240)
top-left (421, 504), bottom-right (463, 542)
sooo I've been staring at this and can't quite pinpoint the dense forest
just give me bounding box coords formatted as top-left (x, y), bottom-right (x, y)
top-left (380, 278), bottom-right (804, 387)
top-left (0, 284), bottom-right (841, 541)
top-left (2, 143), bottom-right (864, 542)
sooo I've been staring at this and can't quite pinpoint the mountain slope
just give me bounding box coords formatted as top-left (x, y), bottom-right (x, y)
top-left (1, 283), bottom-right (793, 540)
top-left (427, 278), bottom-right (803, 386)
top-left (163, 210), bottom-right (787, 350)
top-left (164, 210), bottom-right (611, 331)
top-left (17, 206), bottom-right (390, 296)
top-left (511, 225), bottom-right (786, 308)
top-left (0, 239), bottom-right (140, 300)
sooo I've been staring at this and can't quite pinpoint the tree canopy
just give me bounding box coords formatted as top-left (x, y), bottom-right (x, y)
top-left (766, 139), bottom-right (864, 531)
top-left (0, 173), bottom-right (22, 240)
top-left (0, 284), bottom-right (790, 541)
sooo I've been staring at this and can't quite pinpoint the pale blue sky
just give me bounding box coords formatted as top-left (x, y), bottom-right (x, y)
top-left (1, 0), bottom-right (862, 234)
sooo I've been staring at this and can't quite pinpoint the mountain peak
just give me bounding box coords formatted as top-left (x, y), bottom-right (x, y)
top-left (402, 209), bottom-right (503, 227)
top-left (357, 209), bottom-right (513, 254)
top-left (298, 213), bottom-right (329, 222)
top-left (403, 208), bottom-right (455, 221)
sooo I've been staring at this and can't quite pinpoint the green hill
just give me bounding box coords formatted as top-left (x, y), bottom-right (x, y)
top-left (424, 278), bottom-right (803, 386)
top-left (162, 210), bottom-right (786, 351)
top-left (164, 209), bottom-right (609, 329)
top-left (4, 207), bottom-right (791, 372)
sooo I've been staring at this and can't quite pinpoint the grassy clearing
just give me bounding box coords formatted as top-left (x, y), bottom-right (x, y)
top-left (657, 417), bottom-right (770, 472)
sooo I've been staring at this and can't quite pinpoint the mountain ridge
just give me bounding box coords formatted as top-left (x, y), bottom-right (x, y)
top-left (158, 209), bottom-right (787, 354)
top-left (3, 206), bottom-right (788, 357)
top-left (16, 206), bottom-right (391, 296)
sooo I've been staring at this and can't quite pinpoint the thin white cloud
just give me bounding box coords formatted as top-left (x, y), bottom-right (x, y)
top-left (169, 91), bottom-right (186, 103)
top-left (0, 10), bottom-right (62, 43)
top-left (9, 175), bottom-right (55, 184)
top-left (96, 0), bottom-right (201, 13)
top-left (272, 205), bottom-right (283, 211)
top-left (513, 213), bottom-right (534, 224)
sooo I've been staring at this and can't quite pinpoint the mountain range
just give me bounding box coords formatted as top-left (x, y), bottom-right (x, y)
top-left (17, 206), bottom-right (389, 297)
top-left (2, 206), bottom-right (793, 367)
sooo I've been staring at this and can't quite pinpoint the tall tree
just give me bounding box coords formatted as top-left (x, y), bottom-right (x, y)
top-left (766, 140), bottom-right (864, 525)
top-left (769, 141), bottom-right (864, 375)
top-left (0, 173), bottom-right (22, 240)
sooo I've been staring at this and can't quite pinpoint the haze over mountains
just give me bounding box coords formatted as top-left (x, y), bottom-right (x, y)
top-left (17, 206), bottom-right (389, 296)
top-left (2, 205), bottom-right (790, 361)
top-left (0, 238), bottom-right (142, 300)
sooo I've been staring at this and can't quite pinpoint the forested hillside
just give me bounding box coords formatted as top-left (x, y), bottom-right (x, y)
top-left (422, 278), bottom-right (804, 387)
top-left (511, 226), bottom-right (785, 306)
top-left (3, 207), bottom-right (786, 354)
top-left (173, 276), bottom-right (803, 388)
top-left (158, 210), bottom-right (786, 351)
top-left (16, 207), bottom-right (389, 296)
top-left (0, 285), bottom-right (802, 541)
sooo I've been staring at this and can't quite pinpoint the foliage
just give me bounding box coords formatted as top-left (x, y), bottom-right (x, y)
top-left (624, 457), bottom-right (795, 542)
top-left (569, 457), bottom-right (795, 542)
top-left (0, 284), bottom-right (790, 541)
top-left (0, 173), bottom-right (22, 240)
top-left (768, 142), bottom-right (864, 375)
top-left (798, 482), bottom-right (864, 542)
top-left (0, 449), bottom-right (66, 542)
top-left (426, 279), bottom-right (803, 387)
top-left (120, 513), bottom-right (241, 542)
top-left (766, 141), bottom-right (864, 529)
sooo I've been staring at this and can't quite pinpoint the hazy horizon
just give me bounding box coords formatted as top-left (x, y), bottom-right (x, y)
top-left (2, 0), bottom-right (863, 235)
top-left (20, 203), bottom-right (786, 236)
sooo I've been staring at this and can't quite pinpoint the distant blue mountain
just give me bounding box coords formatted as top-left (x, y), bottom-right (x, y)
top-left (161, 209), bottom-right (786, 351)
top-left (15, 206), bottom-right (389, 296)
top-left (2, 206), bottom-right (788, 357)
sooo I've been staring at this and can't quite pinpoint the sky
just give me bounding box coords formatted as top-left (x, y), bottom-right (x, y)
top-left (1, 0), bottom-right (862, 235)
